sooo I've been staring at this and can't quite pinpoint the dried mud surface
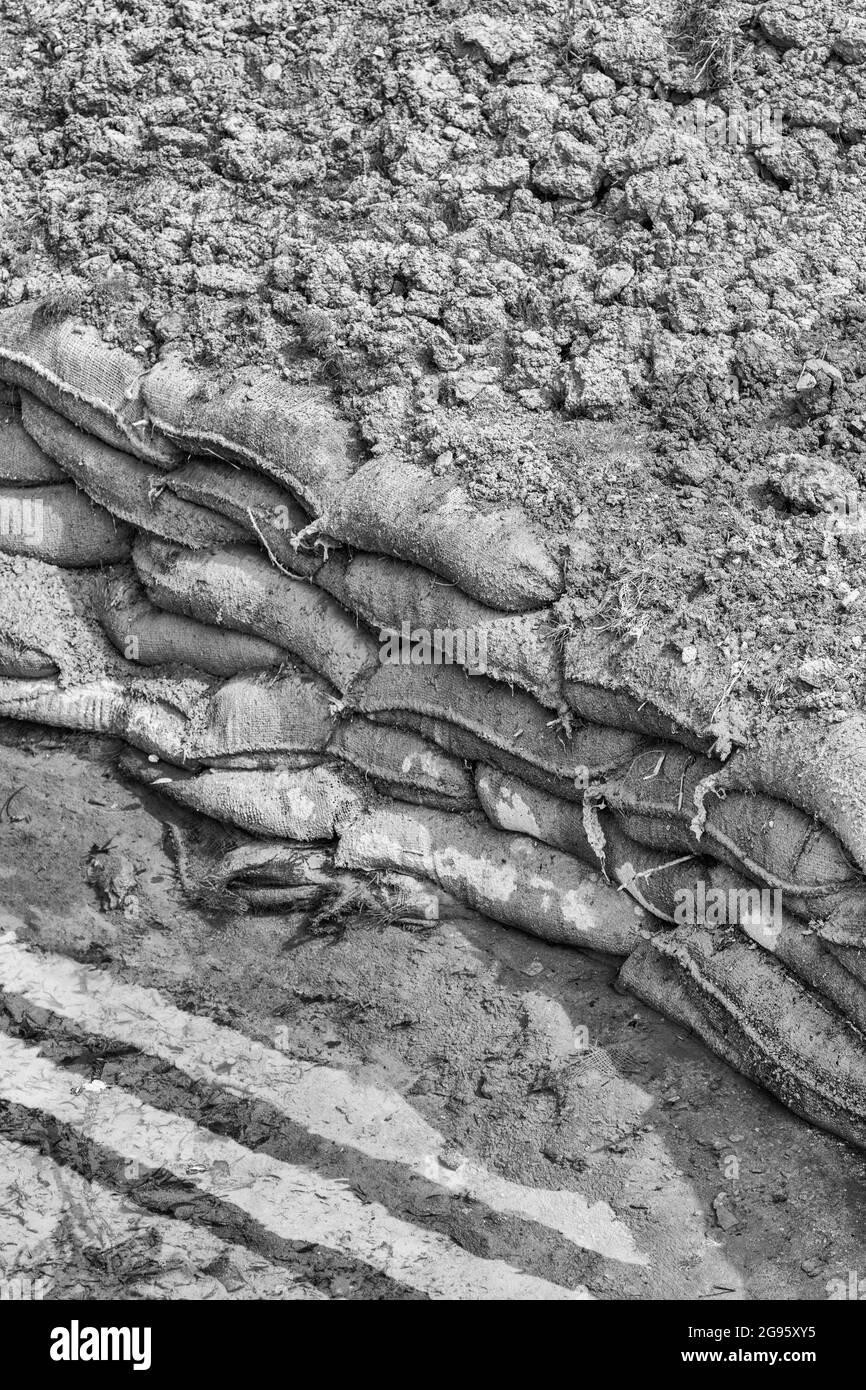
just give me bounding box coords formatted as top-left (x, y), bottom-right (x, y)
top-left (0, 724), bottom-right (865, 1299)
top-left (2, 1), bottom-right (866, 727)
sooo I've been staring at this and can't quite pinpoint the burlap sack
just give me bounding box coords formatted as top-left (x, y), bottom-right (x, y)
top-left (122, 749), bottom-right (367, 840)
top-left (133, 536), bottom-right (378, 694)
top-left (318, 551), bottom-right (564, 708)
top-left (141, 356), bottom-right (355, 513)
top-left (0, 408), bottom-right (66, 484)
top-left (0, 483), bottom-right (132, 566)
top-left (94, 569), bottom-right (288, 677)
top-left (358, 661), bottom-right (644, 800)
top-left (183, 667), bottom-right (337, 763)
top-left (163, 459), bottom-right (324, 578)
top-left (21, 393), bottom-right (247, 549)
top-left (620, 926), bottom-right (866, 1151)
top-left (324, 454), bottom-right (563, 612)
top-left (0, 300), bottom-right (177, 466)
top-left (328, 717), bottom-right (477, 811)
top-left (336, 803), bottom-right (644, 954)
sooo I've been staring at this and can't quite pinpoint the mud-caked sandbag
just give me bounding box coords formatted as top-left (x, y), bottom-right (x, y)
top-left (21, 394), bottom-right (247, 549)
top-left (0, 636), bottom-right (57, 678)
top-left (183, 667), bottom-right (337, 763)
top-left (358, 661), bottom-right (645, 801)
top-left (329, 717), bottom-right (477, 811)
top-left (163, 458), bottom-right (324, 578)
top-left (474, 765), bottom-right (706, 923)
top-left (825, 942), bottom-right (866, 993)
top-left (0, 300), bottom-right (177, 466)
top-left (0, 409), bottom-right (66, 484)
top-left (133, 537), bottom-right (378, 694)
top-left (122, 750), bottom-right (367, 840)
top-left (336, 803), bottom-right (645, 954)
top-left (696, 714), bottom-right (866, 881)
top-left (318, 551), bottom-right (564, 709)
top-left (94, 569), bottom-right (288, 677)
top-left (324, 455), bottom-right (563, 612)
top-left (141, 357), bottom-right (355, 514)
top-left (619, 926), bottom-right (866, 1151)
top-left (562, 629), bottom-right (745, 757)
top-left (0, 483), bottom-right (132, 567)
top-left (0, 675), bottom-right (192, 762)
top-left (700, 863), bottom-right (866, 1037)
top-left (0, 553), bottom-right (125, 685)
top-left (598, 743), bottom-right (866, 935)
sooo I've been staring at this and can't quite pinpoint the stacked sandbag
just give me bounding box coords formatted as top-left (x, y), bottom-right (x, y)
top-left (1, 297), bottom-right (865, 1152)
top-left (132, 536), bottom-right (378, 695)
top-left (21, 393), bottom-right (247, 549)
top-left (93, 568), bottom-right (289, 678)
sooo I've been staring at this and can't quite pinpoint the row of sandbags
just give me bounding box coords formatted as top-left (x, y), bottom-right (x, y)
top-left (1, 302), bottom-right (864, 873)
top-left (1, 302), bottom-right (866, 1150)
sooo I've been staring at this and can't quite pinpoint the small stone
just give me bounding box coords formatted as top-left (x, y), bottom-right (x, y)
top-left (712, 1192), bottom-right (739, 1231)
top-left (797, 656), bottom-right (835, 687)
top-left (681, 644), bottom-right (698, 665)
top-left (262, 61), bottom-right (283, 82)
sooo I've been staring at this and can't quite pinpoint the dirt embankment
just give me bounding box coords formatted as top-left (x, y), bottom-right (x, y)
top-left (1, 1), bottom-right (865, 727)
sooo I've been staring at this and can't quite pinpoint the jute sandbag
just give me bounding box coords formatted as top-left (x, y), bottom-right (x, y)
top-left (328, 717), bottom-right (477, 811)
top-left (358, 662), bottom-right (644, 801)
top-left (324, 454), bottom-right (563, 612)
top-left (336, 803), bottom-right (644, 954)
top-left (598, 743), bottom-right (866, 930)
top-left (0, 675), bottom-right (192, 762)
top-left (318, 551), bottom-right (564, 709)
top-left (474, 765), bottom-right (705, 922)
top-left (0, 483), bottom-right (132, 566)
top-left (619, 926), bottom-right (866, 1151)
top-left (696, 715), bottom-right (866, 880)
top-left (562, 629), bottom-right (743, 756)
top-left (141, 356), bottom-right (355, 514)
top-left (183, 667), bottom-right (337, 763)
top-left (0, 409), bottom-right (66, 484)
top-left (0, 553), bottom-right (127, 685)
top-left (21, 393), bottom-right (246, 549)
top-left (477, 761), bottom-right (866, 988)
top-left (702, 863), bottom-right (866, 1037)
top-left (565, 630), bottom-right (866, 882)
top-left (0, 300), bottom-right (177, 466)
top-left (94, 569), bottom-right (288, 677)
top-left (133, 536), bottom-right (378, 694)
top-left (0, 637), bottom-right (57, 678)
top-left (825, 943), bottom-right (866, 992)
top-left (162, 458), bottom-right (324, 579)
top-left (121, 749), bottom-right (366, 840)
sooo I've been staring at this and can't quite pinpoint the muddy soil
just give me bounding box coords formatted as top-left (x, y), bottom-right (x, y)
top-left (0, 721), bottom-right (864, 1300)
top-left (1, 1), bottom-right (865, 726)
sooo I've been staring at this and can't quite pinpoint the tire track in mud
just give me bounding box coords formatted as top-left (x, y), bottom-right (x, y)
top-left (0, 1135), bottom-right (329, 1301)
top-left (0, 1031), bottom-right (589, 1301)
top-left (0, 933), bottom-right (649, 1299)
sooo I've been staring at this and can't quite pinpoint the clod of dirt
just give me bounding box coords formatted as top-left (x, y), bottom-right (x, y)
top-left (86, 844), bottom-right (141, 919)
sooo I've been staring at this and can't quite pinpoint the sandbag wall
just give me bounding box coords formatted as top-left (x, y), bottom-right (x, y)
top-left (1, 298), bottom-right (866, 1150)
